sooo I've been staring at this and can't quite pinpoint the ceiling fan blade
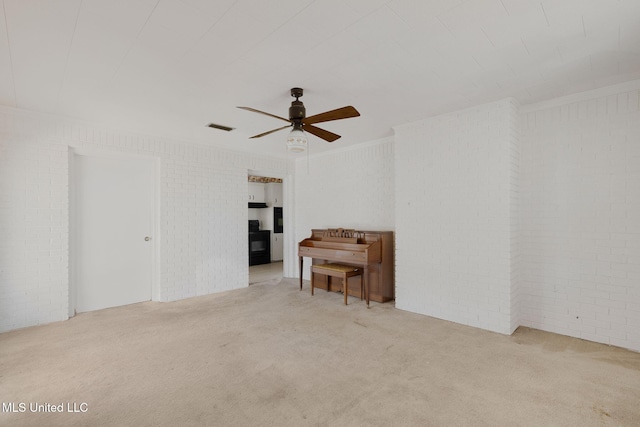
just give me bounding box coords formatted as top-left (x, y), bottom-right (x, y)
top-left (304, 124), bottom-right (341, 142)
top-left (237, 106), bottom-right (291, 123)
top-left (303, 106), bottom-right (360, 125)
top-left (249, 125), bottom-right (291, 138)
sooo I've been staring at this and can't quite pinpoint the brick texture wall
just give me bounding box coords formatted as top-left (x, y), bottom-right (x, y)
top-left (294, 138), bottom-right (395, 280)
top-left (520, 83), bottom-right (640, 351)
top-left (0, 112), bottom-right (69, 330)
top-left (394, 99), bottom-right (520, 335)
top-left (510, 103), bottom-right (523, 334)
top-left (3, 81), bottom-right (639, 353)
top-left (0, 106), bottom-right (288, 332)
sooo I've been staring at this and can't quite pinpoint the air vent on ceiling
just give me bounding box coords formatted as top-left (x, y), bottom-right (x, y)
top-left (207, 123), bottom-right (234, 132)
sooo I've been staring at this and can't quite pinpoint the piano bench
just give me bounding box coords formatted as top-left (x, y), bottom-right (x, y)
top-left (311, 263), bottom-right (363, 305)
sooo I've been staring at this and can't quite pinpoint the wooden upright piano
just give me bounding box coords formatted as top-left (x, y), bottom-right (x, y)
top-left (298, 229), bottom-right (394, 305)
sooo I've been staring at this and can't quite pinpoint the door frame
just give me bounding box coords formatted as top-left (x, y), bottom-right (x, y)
top-left (247, 169), bottom-right (295, 279)
top-left (69, 146), bottom-right (161, 317)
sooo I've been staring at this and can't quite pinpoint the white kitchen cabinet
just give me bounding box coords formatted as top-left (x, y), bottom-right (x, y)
top-left (248, 182), bottom-right (265, 203)
top-left (271, 233), bottom-right (283, 261)
top-left (265, 182), bottom-right (283, 207)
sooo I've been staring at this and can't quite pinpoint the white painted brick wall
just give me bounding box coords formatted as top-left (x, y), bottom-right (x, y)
top-left (520, 82), bottom-right (640, 352)
top-left (510, 103), bottom-right (523, 334)
top-left (0, 122), bottom-right (69, 331)
top-left (3, 83), bottom-right (638, 353)
top-left (160, 157), bottom-right (248, 302)
top-left (394, 99), bottom-right (520, 335)
top-left (0, 106), bottom-right (289, 332)
top-left (294, 138), bottom-right (395, 280)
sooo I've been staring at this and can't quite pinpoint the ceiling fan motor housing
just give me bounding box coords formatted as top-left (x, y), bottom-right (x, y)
top-left (289, 100), bottom-right (305, 121)
top-left (289, 87), bottom-right (305, 122)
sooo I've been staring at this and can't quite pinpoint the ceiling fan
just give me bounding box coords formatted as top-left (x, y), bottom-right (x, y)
top-left (237, 88), bottom-right (360, 145)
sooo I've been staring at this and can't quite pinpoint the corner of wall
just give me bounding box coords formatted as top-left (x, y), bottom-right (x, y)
top-left (509, 98), bottom-right (522, 335)
top-left (294, 138), bottom-right (396, 281)
top-left (518, 80), bottom-right (640, 352)
top-left (395, 98), bottom-right (520, 335)
top-left (0, 106), bottom-right (291, 332)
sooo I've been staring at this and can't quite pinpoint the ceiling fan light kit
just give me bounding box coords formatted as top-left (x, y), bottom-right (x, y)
top-left (237, 87), bottom-right (360, 153)
top-left (286, 127), bottom-right (308, 153)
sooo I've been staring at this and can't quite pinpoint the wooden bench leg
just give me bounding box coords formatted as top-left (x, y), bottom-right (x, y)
top-left (343, 273), bottom-right (348, 305)
top-left (310, 265), bottom-right (363, 306)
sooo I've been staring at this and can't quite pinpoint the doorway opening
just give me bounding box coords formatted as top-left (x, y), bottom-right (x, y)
top-left (247, 173), bottom-right (287, 285)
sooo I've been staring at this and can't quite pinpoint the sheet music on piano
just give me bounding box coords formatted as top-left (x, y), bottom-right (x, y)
top-left (320, 228), bottom-right (362, 244)
top-left (298, 228), bottom-right (395, 304)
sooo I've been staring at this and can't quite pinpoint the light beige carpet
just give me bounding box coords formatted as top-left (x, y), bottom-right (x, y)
top-left (1, 278), bottom-right (639, 426)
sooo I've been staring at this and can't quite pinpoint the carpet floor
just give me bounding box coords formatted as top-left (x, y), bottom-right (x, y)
top-left (1, 278), bottom-right (639, 426)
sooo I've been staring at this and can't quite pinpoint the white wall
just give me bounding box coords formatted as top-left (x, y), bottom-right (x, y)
top-left (294, 138), bottom-right (395, 279)
top-left (392, 82), bottom-right (640, 351)
top-left (394, 99), bottom-right (520, 335)
top-left (3, 82), bottom-right (639, 353)
top-left (0, 106), bottom-right (289, 332)
top-left (0, 111), bottom-right (69, 330)
top-left (520, 82), bottom-right (640, 351)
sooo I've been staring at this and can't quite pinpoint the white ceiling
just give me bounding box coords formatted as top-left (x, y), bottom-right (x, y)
top-left (1, 0), bottom-right (639, 158)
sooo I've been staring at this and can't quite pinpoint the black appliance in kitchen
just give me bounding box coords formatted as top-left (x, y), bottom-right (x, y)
top-left (273, 207), bottom-right (283, 234)
top-left (248, 220), bottom-right (271, 266)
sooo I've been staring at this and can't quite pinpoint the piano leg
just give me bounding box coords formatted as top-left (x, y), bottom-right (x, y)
top-left (299, 256), bottom-right (303, 290)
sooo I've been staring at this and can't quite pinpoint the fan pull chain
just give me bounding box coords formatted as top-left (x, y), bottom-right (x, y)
top-left (306, 140), bottom-right (310, 175)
